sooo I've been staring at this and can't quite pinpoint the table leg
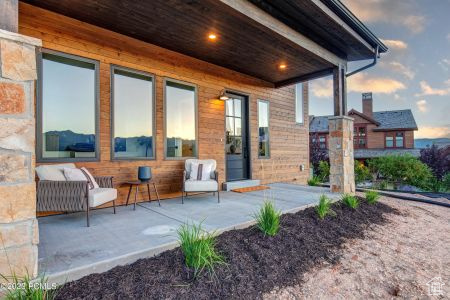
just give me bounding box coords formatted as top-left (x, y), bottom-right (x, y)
top-left (147, 183), bottom-right (152, 202)
top-left (126, 185), bottom-right (132, 206)
top-left (134, 186), bottom-right (138, 210)
top-left (153, 181), bottom-right (161, 206)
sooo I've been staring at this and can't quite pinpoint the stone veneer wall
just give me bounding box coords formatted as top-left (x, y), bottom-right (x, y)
top-left (328, 116), bottom-right (355, 194)
top-left (0, 29), bottom-right (41, 279)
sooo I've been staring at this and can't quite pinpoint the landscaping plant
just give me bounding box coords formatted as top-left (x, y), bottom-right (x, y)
top-left (365, 190), bottom-right (380, 204)
top-left (317, 161), bottom-right (330, 182)
top-left (307, 176), bottom-right (321, 186)
top-left (315, 194), bottom-right (335, 219)
top-left (177, 222), bottom-right (225, 277)
top-left (354, 160), bottom-right (371, 184)
top-left (368, 154), bottom-right (433, 190)
top-left (254, 201), bottom-right (281, 236)
top-left (419, 145), bottom-right (449, 180)
top-left (341, 194), bottom-right (359, 209)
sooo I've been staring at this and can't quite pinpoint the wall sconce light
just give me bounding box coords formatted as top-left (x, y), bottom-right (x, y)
top-left (219, 90), bottom-right (229, 100)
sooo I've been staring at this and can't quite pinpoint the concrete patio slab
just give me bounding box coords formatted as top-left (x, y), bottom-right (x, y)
top-left (37, 184), bottom-right (337, 284)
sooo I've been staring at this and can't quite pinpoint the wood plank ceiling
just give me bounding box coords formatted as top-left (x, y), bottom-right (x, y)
top-left (20, 0), bottom-right (343, 85)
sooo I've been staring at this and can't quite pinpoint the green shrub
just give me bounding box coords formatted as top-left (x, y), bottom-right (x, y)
top-left (1, 272), bottom-right (57, 300)
top-left (315, 194), bottom-right (335, 219)
top-left (317, 161), bottom-right (330, 182)
top-left (341, 194), bottom-right (359, 209)
top-left (177, 223), bottom-right (225, 276)
top-left (355, 160), bottom-right (371, 184)
top-left (368, 154), bottom-right (433, 189)
top-left (307, 176), bottom-right (321, 186)
top-left (365, 190), bottom-right (380, 204)
top-left (254, 201), bottom-right (281, 236)
top-left (443, 173), bottom-right (450, 192)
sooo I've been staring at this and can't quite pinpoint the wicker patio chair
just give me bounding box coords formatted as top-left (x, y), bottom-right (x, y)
top-left (36, 164), bottom-right (117, 227)
top-left (182, 159), bottom-right (219, 204)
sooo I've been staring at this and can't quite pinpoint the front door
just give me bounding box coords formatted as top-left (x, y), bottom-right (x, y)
top-left (225, 94), bottom-right (250, 181)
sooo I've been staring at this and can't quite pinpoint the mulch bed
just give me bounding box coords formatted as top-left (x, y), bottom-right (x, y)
top-left (56, 198), bottom-right (399, 300)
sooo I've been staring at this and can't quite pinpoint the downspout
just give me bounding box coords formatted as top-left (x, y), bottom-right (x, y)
top-left (346, 45), bottom-right (379, 77)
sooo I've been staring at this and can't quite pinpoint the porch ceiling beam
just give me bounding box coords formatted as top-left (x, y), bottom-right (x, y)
top-left (274, 67), bottom-right (334, 88)
top-left (219, 0), bottom-right (346, 67)
top-left (0, 0), bottom-right (18, 32)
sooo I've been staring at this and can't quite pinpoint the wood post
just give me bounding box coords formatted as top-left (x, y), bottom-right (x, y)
top-left (0, 0), bottom-right (18, 32)
top-left (333, 64), bottom-right (347, 116)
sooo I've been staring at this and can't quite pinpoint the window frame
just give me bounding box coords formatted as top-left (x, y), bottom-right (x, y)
top-left (295, 83), bottom-right (304, 125)
top-left (310, 133), bottom-right (328, 150)
top-left (257, 99), bottom-right (270, 159)
top-left (36, 49), bottom-right (100, 163)
top-left (163, 77), bottom-right (199, 160)
top-left (385, 131), bottom-right (405, 148)
top-left (353, 124), bottom-right (367, 149)
top-left (110, 65), bottom-right (156, 161)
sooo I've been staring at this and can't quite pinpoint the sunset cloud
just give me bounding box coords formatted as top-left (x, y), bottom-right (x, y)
top-left (416, 125), bottom-right (450, 139)
top-left (381, 39), bottom-right (408, 51)
top-left (385, 61), bottom-right (415, 79)
top-left (310, 73), bottom-right (406, 98)
top-left (342, 0), bottom-right (425, 34)
top-left (415, 81), bottom-right (450, 96)
top-left (347, 73), bottom-right (406, 94)
top-left (416, 99), bottom-right (428, 112)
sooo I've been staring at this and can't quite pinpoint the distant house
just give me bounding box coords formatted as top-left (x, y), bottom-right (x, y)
top-left (309, 93), bottom-right (420, 160)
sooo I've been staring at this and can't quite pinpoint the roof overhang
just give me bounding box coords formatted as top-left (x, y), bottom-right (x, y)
top-left (348, 109), bottom-right (381, 126)
top-left (20, 0), bottom-right (385, 86)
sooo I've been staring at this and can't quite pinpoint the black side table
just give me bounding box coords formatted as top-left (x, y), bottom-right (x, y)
top-left (125, 180), bottom-right (161, 210)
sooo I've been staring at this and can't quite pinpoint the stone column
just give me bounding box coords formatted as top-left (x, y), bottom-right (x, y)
top-left (328, 116), bottom-right (355, 194)
top-left (0, 29), bottom-right (41, 279)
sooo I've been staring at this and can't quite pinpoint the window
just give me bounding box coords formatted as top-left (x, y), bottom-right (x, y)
top-left (311, 133), bottom-right (327, 149)
top-left (226, 97), bottom-right (243, 155)
top-left (258, 100), bottom-right (270, 158)
top-left (295, 83), bottom-right (303, 124)
top-left (353, 125), bottom-right (367, 149)
top-left (111, 66), bottom-right (155, 159)
top-left (385, 131), bottom-right (404, 148)
top-left (37, 50), bottom-right (99, 162)
top-left (164, 79), bottom-right (197, 158)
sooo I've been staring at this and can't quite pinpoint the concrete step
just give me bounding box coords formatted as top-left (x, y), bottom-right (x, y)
top-left (223, 179), bottom-right (261, 191)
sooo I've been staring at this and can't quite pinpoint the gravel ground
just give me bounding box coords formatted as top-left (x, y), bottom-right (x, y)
top-left (265, 196), bottom-right (450, 299)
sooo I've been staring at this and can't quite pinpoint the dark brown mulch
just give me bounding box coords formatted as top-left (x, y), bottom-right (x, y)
top-left (56, 199), bottom-right (399, 300)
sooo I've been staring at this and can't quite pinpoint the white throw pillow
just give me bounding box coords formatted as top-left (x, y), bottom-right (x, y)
top-left (189, 162), bottom-right (213, 181)
top-left (36, 163), bottom-right (76, 181)
top-left (81, 167), bottom-right (100, 189)
top-left (63, 168), bottom-right (98, 190)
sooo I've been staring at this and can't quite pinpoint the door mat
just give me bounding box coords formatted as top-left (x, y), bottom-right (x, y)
top-left (232, 185), bottom-right (270, 193)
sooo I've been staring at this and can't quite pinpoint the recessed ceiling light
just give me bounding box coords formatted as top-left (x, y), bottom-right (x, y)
top-left (208, 33), bottom-right (217, 40)
top-left (279, 64), bottom-right (287, 70)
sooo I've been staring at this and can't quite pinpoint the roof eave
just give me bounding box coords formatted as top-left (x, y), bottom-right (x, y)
top-left (321, 0), bottom-right (388, 53)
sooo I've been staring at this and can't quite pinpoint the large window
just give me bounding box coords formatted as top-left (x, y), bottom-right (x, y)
top-left (164, 79), bottom-right (197, 158)
top-left (37, 50), bottom-right (99, 162)
top-left (258, 100), bottom-right (270, 158)
top-left (111, 66), bottom-right (155, 159)
top-left (295, 83), bottom-right (304, 124)
top-left (385, 131), bottom-right (404, 148)
top-left (354, 125), bottom-right (367, 149)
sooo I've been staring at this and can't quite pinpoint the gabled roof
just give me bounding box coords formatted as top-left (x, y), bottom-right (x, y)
top-left (348, 109), bottom-right (380, 125)
top-left (372, 110), bottom-right (418, 131)
top-left (309, 109), bottom-right (418, 133)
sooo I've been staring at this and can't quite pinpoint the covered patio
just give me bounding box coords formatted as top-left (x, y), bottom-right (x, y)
top-left (38, 184), bottom-right (338, 284)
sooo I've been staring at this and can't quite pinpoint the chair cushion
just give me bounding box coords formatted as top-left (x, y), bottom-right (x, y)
top-left (185, 159), bottom-right (216, 180)
top-left (189, 161), bottom-right (213, 181)
top-left (36, 163), bottom-right (76, 181)
top-left (88, 188), bottom-right (117, 207)
top-left (184, 179), bottom-right (218, 192)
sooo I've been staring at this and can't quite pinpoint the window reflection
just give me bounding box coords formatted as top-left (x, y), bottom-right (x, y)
top-left (258, 100), bottom-right (270, 158)
top-left (113, 67), bottom-right (154, 159)
top-left (40, 52), bottom-right (97, 160)
top-left (165, 80), bottom-right (197, 158)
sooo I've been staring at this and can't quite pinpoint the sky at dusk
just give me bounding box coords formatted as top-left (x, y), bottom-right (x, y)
top-left (309, 0), bottom-right (450, 139)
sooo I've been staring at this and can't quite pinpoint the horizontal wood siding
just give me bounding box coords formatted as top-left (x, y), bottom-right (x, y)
top-left (20, 3), bottom-right (310, 205)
